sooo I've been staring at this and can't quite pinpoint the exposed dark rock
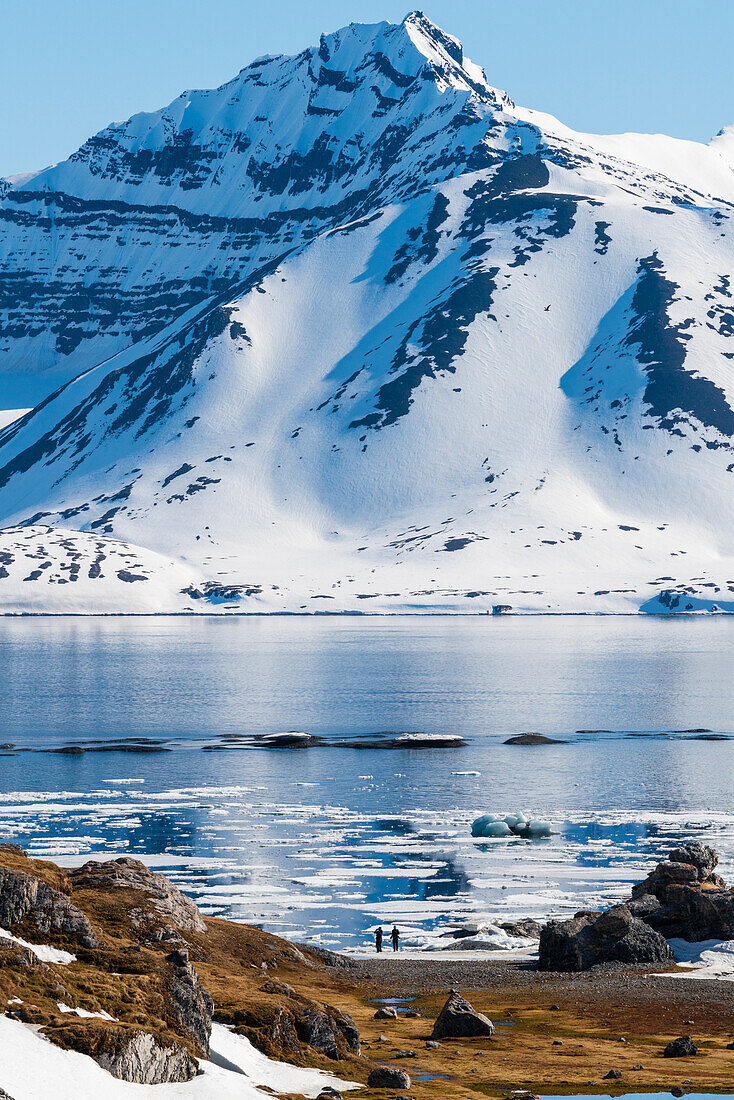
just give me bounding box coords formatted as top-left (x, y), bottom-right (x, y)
top-left (663, 1036), bottom-right (697, 1058)
top-left (317, 1090), bottom-right (344, 1100)
top-left (0, 866), bottom-right (97, 948)
top-left (604, 1069), bottom-right (622, 1079)
top-left (393, 1049), bottom-right (416, 1058)
top-left (69, 857), bottom-right (206, 938)
top-left (0, 1089), bottom-right (16, 1100)
top-left (295, 1007), bottom-right (360, 1059)
top-left (500, 918), bottom-right (543, 939)
top-left (630, 844), bottom-right (734, 941)
top-left (538, 904), bottom-right (674, 971)
top-left (374, 1006), bottom-right (398, 1019)
top-left (367, 1066), bottom-right (411, 1089)
top-left (431, 991), bottom-right (494, 1038)
top-left (165, 951), bottom-right (213, 1056)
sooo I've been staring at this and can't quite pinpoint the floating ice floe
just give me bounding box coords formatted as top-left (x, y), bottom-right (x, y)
top-left (471, 812), bottom-right (553, 839)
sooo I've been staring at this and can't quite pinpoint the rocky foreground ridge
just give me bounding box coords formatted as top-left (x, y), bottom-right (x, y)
top-left (0, 845), bottom-right (361, 1087)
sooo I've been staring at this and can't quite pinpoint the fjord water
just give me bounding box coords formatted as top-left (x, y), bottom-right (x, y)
top-left (2, 615), bottom-right (734, 952)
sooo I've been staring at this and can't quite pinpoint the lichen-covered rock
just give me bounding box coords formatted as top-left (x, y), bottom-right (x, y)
top-left (431, 991), bottom-right (494, 1038)
top-left (538, 904), bottom-right (674, 971)
top-left (69, 857), bottom-right (205, 938)
top-left (165, 948), bottom-right (213, 1056)
top-left (367, 1066), bottom-right (411, 1089)
top-left (94, 1029), bottom-right (198, 1083)
top-left (0, 866), bottom-right (97, 948)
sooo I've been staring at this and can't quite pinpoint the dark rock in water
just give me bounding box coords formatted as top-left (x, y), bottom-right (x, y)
top-left (0, 865), bottom-right (98, 948)
top-left (69, 857), bottom-right (206, 939)
top-left (93, 1028), bottom-right (198, 1083)
top-left (503, 733), bottom-right (568, 745)
top-left (374, 1005), bottom-right (398, 1019)
top-left (295, 1007), bottom-right (360, 1059)
top-left (664, 1036), bottom-right (697, 1058)
top-left (431, 991), bottom-right (494, 1038)
top-left (671, 1088), bottom-right (685, 1097)
top-left (165, 951), bottom-right (213, 1056)
top-left (538, 904), bottom-right (674, 971)
top-left (367, 1066), bottom-right (411, 1089)
top-left (500, 918), bottom-right (543, 939)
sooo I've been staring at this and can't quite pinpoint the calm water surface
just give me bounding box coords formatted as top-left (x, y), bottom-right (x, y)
top-left (1, 616), bottom-right (733, 951)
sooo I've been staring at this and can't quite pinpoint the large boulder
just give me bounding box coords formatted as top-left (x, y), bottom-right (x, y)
top-left (0, 866), bottom-right (97, 949)
top-left (664, 1036), bottom-right (697, 1058)
top-left (165, 948), bottom-right (213, 1056)
top-left (367, 1066), bottom-right (411, 1089)
top-left (68, 858), bottom-right (205, 940)
top-left (538, 904), bottom-right (674, 971)
top-left (431, 991), bottom-right (494, 1038)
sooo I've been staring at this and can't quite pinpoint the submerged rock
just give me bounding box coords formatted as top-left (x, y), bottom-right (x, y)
top-left (538, 904), bottom-right (674, 971)
top-left (367, 1066), bottom-right (411, 1089)
top-left (431, 991), bottom-right (494, 1038)
top-left (503, 734), bottom-right (568, 745)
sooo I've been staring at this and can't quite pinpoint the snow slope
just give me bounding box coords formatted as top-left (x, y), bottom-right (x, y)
top-left (0, 12), bottom-right (733, 614)
top-left (0, 1016), bottom-right (357, 1100)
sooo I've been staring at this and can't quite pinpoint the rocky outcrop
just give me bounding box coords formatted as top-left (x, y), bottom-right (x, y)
top-left (0, 1088), bottom-right (16, 1100)
top-left (367, 1066), bottom-right (411, 1089)
top-left (69, 857), bottom-right (205, 940)
top-left (93, 1029), bottom-right (198, 1083)
top-left (538, 904), bottom-right (674, 971)
top-left (431, 992), bottom-right (495, 1038)
top-left (629, 844), bottom-right (734, 941)
top-left (295, 1007), bottom-right (360, 1060)
top-left (0, 866), bottom-right (97, 949)
top-left (165, 948), bottom-right (213, 1057)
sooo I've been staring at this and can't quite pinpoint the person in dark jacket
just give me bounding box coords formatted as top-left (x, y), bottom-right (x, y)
top-left (375, 926), bottom-right (383, 953)
top-left (391, 925), bottom-right (400, 951)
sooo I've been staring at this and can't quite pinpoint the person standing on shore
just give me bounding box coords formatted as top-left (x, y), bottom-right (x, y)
top-left (391, 925), bottom-right (400, 952)
top-left (375, 926), bottom-right (383, 953)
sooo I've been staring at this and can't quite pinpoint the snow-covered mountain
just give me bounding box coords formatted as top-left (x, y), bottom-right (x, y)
top-left (0, 11), bottom-right (733, 614)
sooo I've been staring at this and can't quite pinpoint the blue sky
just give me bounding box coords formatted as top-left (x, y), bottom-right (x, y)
top-left (2, 0), bottom-right (733, 177)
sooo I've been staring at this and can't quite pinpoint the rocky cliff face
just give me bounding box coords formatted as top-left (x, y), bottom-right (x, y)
top-left (1, 14), bottom-right (734, 613)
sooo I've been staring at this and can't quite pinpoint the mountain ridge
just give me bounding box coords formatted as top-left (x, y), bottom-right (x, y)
top-left (0, 13), bottom-right (733, 615)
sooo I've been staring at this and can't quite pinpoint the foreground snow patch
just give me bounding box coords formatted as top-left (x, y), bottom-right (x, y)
top-left (0, 1017), bottom-right (358, 1100)
top-left (0, 926), bottom-right (76, 965)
